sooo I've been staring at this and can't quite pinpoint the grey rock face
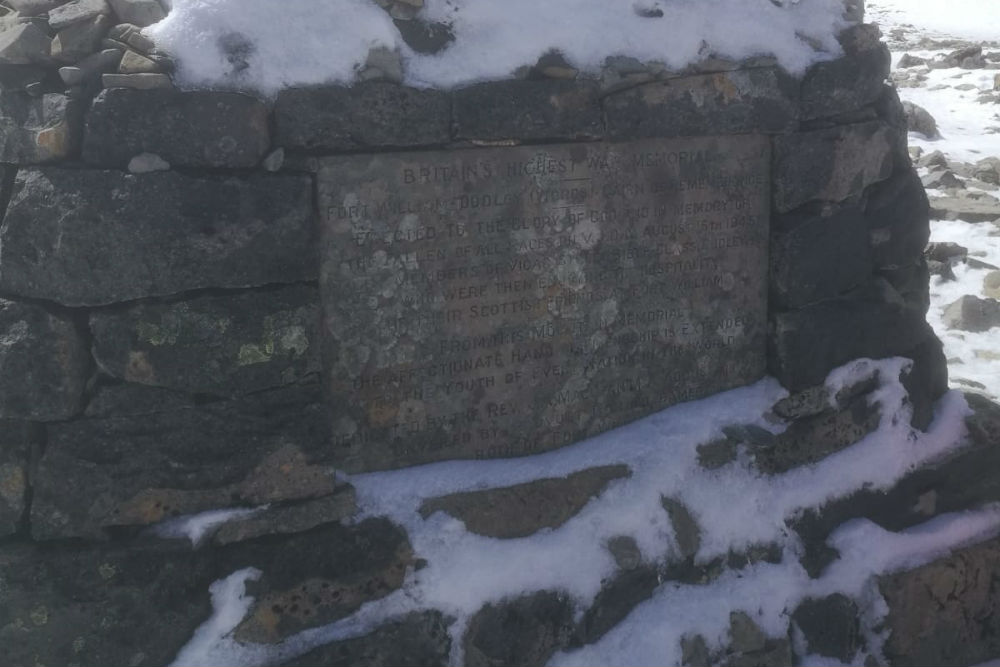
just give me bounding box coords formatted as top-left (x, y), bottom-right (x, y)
top-left (419, 466), bottom-right (630, 538)
top-left (942, 295), bottom-right (1000, 332)
top-left (604, 67), bottom-right (798, 139)
top-left (274, 83), bottom-right (450, 151)
top-left (772, 121), bottom-right (895, 213)
top-left (800, 25), bottom-right (889, 120)
top-left (51, 13), bottom-right (111, 63)
top-left (464, 591), bottom-right (575, 667)
top-left (865, 169), bottom-right (930, 270)
top-left (285, 611), bottom-right (452, 667)
top-left (90, 285), bottom-right (320, 397)
top-left (212, 487), bottom-right (357, 546)
top-left (107, 0), bottom-right (166, 27)
top-left (0, 300), bottom-right (88, 421)
top-left (83, 88), bottom-right (270, 167)
top-left (453, 79), bottom-right (603, 141)
top-left (0, 168), bottom-right (316, 306)
top-left (0, 22), bottom-right (53, 65)
top-left (30, 383), bottom-right (332, 539)
top-left (771, 204), bottom-right (871, 309)
top-left (0, 421), bottom-right (33, 536)
top-left (901, 100), bottom-right (938, 138)
top-left (881, 535), bottom-right (1000, 667)
top-left (0, 91), bottom-right (81, 162)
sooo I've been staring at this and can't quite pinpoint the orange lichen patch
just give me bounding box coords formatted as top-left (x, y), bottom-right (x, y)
top-left (711, 73), bottom-right (743, 104)
top-left (236, 444), bottom-right (337, 504)
top-left (35, 125), bottom-right (70, 160)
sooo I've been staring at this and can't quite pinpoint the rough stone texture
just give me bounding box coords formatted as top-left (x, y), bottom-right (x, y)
top-left (0, 519), bottom-right (406, 667)
top-left (0, 421), bottom-right (32, 536)
top-left (284, 611), bottom-right (452, 667)
top-left (274, 83), bottom-right (450, 151)
top-left (31, 383), bottom-right (333, 539)
top-left (90, 285), bottom-right (320, 397)
top-left (0, 23), bottom-right (53, 65)
top-left (791, 594), bottom-right (861, 663)
top-left (51, 14), bottom-right (111, 63)
top-left (0, 92), bottom-right (81, 163)
top-left (769, 279), bottom-right (932, 391)
top-left (233, 519), bottom-right (415, 643)
top-left (772, 121), bottom-right (895, 213)
top-left (0, 169), bottom-right (317, 306)
top-left (212, 487), bottom-right (358, 545)
top-left (464, 591), bottom-right (575, 667)
top-left (576, 565), bottom-right (660, 645)
top-left (865, 169), bottom-right (930, 270)
top-left (0, 299), bottom-right (89, 421)
top-left (800, 25), bottom-right (889, 121)
top-left (943, 295), bottom-right (1000, 332)
top-left (320, 136), bottom-right (769, 470)
top-left (792, 392), bottom-right (1000, 577)
top-left (604, 68), bottom-right (798, 140)
top-left (452, 79), bottom-right (602, 141)
top-left (107, 0), bottom-right (166, 27)
top-left (755, 392), bottom-right (880, 473)
top-left (771, 203), bottom-right (871, 309)
top-left (83, 88), bottom-right (270, 167)
top-left (419, 465), bottom-right (630, 538)
top-left (47, 0), bottom-right (111, 31)
top-left (881, 535), bottom-right (1000, 667)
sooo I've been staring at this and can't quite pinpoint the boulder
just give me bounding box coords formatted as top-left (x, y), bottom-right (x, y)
top-left (0, 299), bottom-right (88, 421)
top-left (0, 22), bottom-right (53, 65)
top-left (901, 100), bottom-right (938, 138)
top-left (47, 0), bottom-right (111, 31)
top-left (800, 24), bottom-right (890, 120)
top-left (943, 295), bottom-right (1000, 332)
top-left (107, 0), bottom-right (166, 27)
top-left (865, 169), bottom-right (930, 270)
top-left (929, 192), bottom-right (1000, 222)
top-left (464, 592), bottom-right (575, 667)
top-left (0, 169), bottom-right (316, 306)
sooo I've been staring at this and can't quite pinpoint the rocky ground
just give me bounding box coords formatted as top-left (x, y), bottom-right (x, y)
top-left (875, 24), bottom-right (1000, 401)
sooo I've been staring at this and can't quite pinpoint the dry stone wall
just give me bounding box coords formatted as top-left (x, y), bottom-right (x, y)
top-left (0, 8), bottom-right (993, 667)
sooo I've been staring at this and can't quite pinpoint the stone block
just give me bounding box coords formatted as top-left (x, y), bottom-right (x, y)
top-left (212, 487), bottom-right (357, 546)
top-left (419, 466), bottom-right (630, 538)
top-left (791, 595), bottom-right (861, 663)
top-left (284, 611), bottom-right (452, 667)
top-left (453, 79), bottom-right (603, 141)
top-left (47, 0), bottom-right (111, 31)
top-left (0, 91), bottom-right (81, 162)
top-left (319, 136), bottom-right (770, 470)
top-left (881, 535), bottom-right (1000, 667)
top-left (274, 83), bottom-right (450, 151)
top-left (768, 279), bottom-right (932, 391)
top-left (464, 592), bottom-right (575, 667)
top-left (771, 203), bottom-right (871, 309)
top-left (800, 25), bottom-right (890, 120)
top-left (604, 67), bottom-right (798, 140)
top-left (0, 22), bottom-right (52, 65)
top-left (0, 518), bottom-right (408, 667)
top-left (107, 0), bottom-right (166, 27)
top-left (0, 169), bottom-right (316, 306)
top-left (865, 168), bottom-right (930, 270)
top-left (772, 121), bottom-right (894, 213)
top-left (51, 13), bottom-right (111, 63)
top-left (576, 566), bottom-right (660, 646)
top-left (90, 285), bottom-right (320, 397)
top-left (943, 295), bottom-right (1000, 332)
top-left (0, 420), bottom-right (32, 536)
top-left (30, 383), bottom-right (333, 539)
top-left (0, 300), bottom-right (88, 421)
top-left (83, 88), bottom-right (270, 167)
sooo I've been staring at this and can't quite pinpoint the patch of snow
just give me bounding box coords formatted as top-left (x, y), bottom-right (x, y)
top-left (152, 506), bottom-right (265, 547)
top-left (146, 0), bottom-right (849, 95)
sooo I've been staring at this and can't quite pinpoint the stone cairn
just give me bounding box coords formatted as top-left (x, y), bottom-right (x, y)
top-left (1, 1), bottom-right (1000, 666)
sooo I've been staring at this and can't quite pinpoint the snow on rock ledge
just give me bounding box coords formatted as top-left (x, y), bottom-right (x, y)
top-left (146, 0), bottom-right (856, 95)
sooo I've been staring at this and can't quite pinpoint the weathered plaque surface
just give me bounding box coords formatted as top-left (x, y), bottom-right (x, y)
top-left (319, 136), bottom-right (769, 472)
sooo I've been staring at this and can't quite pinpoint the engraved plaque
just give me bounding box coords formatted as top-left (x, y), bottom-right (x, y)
top-left (319, 136), bottom-right (770, 472)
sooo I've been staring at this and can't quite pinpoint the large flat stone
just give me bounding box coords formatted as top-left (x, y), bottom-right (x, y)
top-left (83, 88), bottom-right (270, 167)
top-left (0, 22), bottom-right (52, 65)
top-left (0, 169), bottom-right (316, 306)
top-left (0, 518), bottom-right (408, 667)
top-left (452, 79), bottom-right (603, 142)
top-left (319, 136), bottom-right (770, 470)
top-left (274, 83), bottom-right (450, 151)
top-left (90, 285), bottom-right (320, 397)
top-left (769, 279), bottom-right (932, 391)
top-left (771, 203), bottom-right (871, 309)
top-left (772, 121), bottom-right (895, 213)
top-left (0, 299), bottom-right (89, 421)
top-left (881, 535), bottom-right (1000, 667)
top-left (604, 67), bottom-right (798, 140)
top-left (30, 383), bottom-right (333, 540)
top-left (0, 92), bottom-right (81, 163)
top-left (419, 465), bottom-right (630, 538)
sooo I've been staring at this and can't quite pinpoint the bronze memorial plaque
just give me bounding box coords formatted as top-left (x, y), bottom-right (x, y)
top-left (318, 136), bottom-right (770, 472)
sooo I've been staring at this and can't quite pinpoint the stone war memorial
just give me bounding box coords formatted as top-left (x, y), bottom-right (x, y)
top-left (1, 0), bottom-right (1000, 666)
